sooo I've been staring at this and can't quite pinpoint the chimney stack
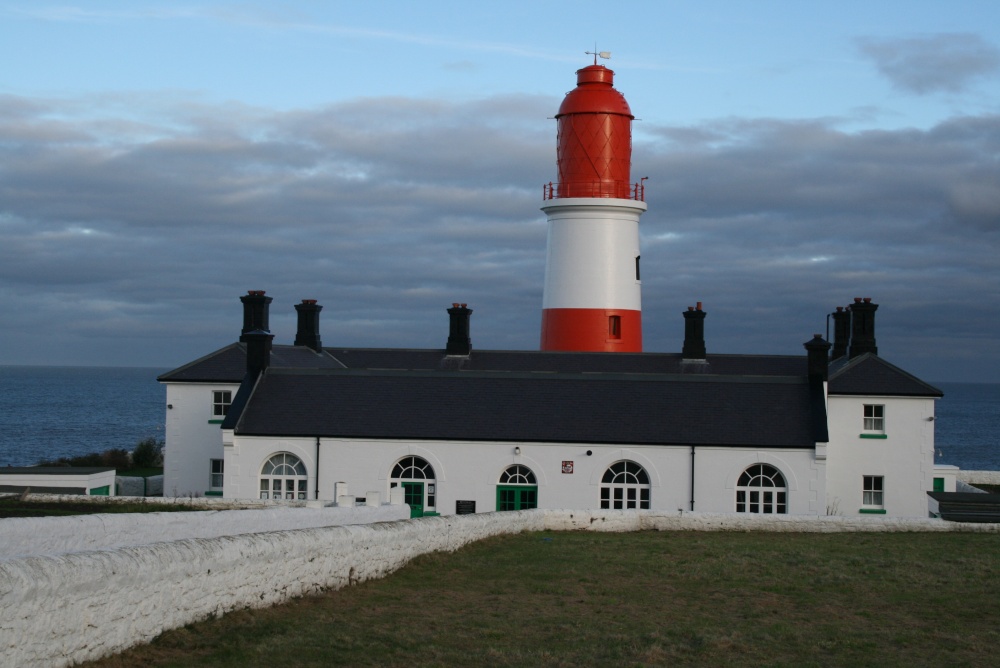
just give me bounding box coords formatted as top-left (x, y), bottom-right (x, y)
top-left (240, 290), bottom-right (272, 342)
top-left (294, 299), bottom-right (323, 352)
top-left (446, 303), bottom-right (473, 356)
top-left (804, 334), bottom-right (832, 381)
top-left (848, 297), bottom-right (878, 358)
top-left (830, 306), bottom-right (851, 361)
top-left (243, 329), bottom-right (274, 377)
top-left (682, 302), bottom-right (707, 360)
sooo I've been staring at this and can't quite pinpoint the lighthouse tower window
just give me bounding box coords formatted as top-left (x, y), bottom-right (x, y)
top-left (600, 460), bottom-right (650, 509)
top-left (609, 315), bottom-right (622, 340)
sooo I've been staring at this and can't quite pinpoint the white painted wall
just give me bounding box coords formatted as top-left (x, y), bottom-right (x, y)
top-left (958, 470), bottom-right (1000, 485)
top-left (226, 433), bottom-right (822, 516)
top-left (0, 470), bottom-right (116, 496)
top-left (541, 198), bottom-right (646, 310)
top-left (825, 394), bottom-right (937, 517)
top-left (162, 382), bottom-right (238, 497)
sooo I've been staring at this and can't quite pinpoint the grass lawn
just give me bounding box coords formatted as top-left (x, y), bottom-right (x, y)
top-left (86, 530), bottom-right (999, 667)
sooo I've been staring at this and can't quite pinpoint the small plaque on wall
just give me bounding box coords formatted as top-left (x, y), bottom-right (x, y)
top-left (562, 461), bottom-right (574, 474)
top-left (456, 500), bottom-right (476, 515)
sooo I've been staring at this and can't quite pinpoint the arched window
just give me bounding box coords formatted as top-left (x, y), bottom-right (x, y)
top-left (390, 456), bottom-right (436, 518)
top-left (600, 460), bottom-right (650, 509)
top-left (497, 464), bottom-right (538, 511)
top-left (736, 464), bottom-right (787, 514)
top-left (259, 453), bottom-right (307, 500)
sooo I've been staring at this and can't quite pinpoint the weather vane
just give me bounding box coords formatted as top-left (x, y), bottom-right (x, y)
top-left (585, 46), bottom-right (611, 65)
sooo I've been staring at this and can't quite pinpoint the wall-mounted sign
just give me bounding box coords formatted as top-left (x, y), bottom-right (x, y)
top-left (456, 500), bottom-right (476, 515)
top-left (562, 461), bottom-right (574, 474)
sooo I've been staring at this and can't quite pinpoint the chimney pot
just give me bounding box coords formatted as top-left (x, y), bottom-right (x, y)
top-left (446, 303), bottom-right (473, 355)
top-left (854, 297), bottom-right (862, 303)
top-left (830, 305), bottom-right (851, 361)
top-left (848, 298), bottom-right (878, 358)
top-left (240, 290), bottom-right (272, 341)
top-left (696, 301), bottom-right (703, 311)
top-left (294, 299), bottom-right (324, 352)
top-left (682, 305), bottom-right (707, 359)
top-left (804, 334), bottom-right (832, 381)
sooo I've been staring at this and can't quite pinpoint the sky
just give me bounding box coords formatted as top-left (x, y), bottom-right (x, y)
top-left (0, 1), bottom-right (998, 383)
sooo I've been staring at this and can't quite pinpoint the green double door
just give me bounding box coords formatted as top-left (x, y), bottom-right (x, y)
top-left (402, 481), bottom-right (424, 518)
top-left (496, 485), bottom-right (538, 511)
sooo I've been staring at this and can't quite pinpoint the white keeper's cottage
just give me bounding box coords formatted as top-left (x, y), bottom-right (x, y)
top-left (158, 293), bottom-right (943, 519)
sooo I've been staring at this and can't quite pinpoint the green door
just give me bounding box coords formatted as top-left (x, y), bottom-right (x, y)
top-left (933, 477), bottom-right (945, 492)
top-left (496, 485), bottom-right (538, 511)
top-left (402, 481), bottom-right (424, 518)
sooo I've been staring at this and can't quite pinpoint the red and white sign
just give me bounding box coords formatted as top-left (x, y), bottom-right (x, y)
top-left (561, 461), bottom-right (574, 474)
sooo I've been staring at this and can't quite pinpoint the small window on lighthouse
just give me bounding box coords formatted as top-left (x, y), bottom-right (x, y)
top-left (635, 256), bottom-right (641, 281)
top-left (609, 315), bottom-right (621, 340)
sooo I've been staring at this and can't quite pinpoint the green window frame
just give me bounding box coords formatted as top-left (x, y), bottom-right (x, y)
top-left (391, 456), bottom-right (436, 517)
top-left (496, 464), bottom-right (538, 511)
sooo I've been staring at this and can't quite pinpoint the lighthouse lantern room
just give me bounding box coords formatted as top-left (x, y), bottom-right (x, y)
top-left (540, 57), bottom-right (647, 352)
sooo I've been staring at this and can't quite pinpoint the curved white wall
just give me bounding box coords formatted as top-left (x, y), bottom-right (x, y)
top-left (541, 199), bottom-right (646, 310)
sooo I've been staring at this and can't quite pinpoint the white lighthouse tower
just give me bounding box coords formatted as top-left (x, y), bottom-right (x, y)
top-left (540, 57), bottom-right (647, 352)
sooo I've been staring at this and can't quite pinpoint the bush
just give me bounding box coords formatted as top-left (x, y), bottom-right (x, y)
top-left (131, 437), bottom-right (164, 468)
top-left (102, 447), bottom-right (132, 469)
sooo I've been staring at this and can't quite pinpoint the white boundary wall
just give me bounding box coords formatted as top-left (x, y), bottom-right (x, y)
top-left (2, 509), bottom-right (998, 668)
top-left (0, 505), bottom-right (410, 560)
top-left (959, 470), bottom-right (1000, 485)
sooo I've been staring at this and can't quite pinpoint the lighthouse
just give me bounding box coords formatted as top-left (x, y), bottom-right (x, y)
top-left (540, 57), bottom-right (647, 352)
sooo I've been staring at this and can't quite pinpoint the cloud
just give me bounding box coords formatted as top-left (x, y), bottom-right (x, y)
top-left (0, 92), bottom-right (998, 381)
top-left (855, 33), bottom-right (1000, 95)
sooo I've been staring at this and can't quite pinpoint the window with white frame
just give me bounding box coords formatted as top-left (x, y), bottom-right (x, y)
top-left (600, 460), bottom-right (650, 509)
top-left (213, 390), bottom-right (232, 417)
top-left (736, 464), bottom-right (787, 514)
top-left (259, 453), bottom-right (307, 500)
top-left (209, 459), bottom-right (224, 490)
top-left (863, 475), bottom-right (884, 508)
top-left (863, 404), bottom-right (884, 432)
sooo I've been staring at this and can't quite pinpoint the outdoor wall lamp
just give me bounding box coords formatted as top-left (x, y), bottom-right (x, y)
top-left (514, 447), bottom-right (521, 455)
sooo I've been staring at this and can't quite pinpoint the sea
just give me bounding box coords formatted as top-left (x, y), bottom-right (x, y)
top-left (0, 366), bottom-right (998, 470)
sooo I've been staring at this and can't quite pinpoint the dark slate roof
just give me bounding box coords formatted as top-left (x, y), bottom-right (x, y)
top-left (233, 367), bottom-right (818, 448)
top-left (327, 348), bottom-right (808, 376)
top-left (928, 492), bottom-right (1000, 523)
top-left (160, 343), bottom-right (809, 383)
top-left (158, 343), bottom-right (344, 383)
top-left (828, 354), bottom-right (943, 397)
